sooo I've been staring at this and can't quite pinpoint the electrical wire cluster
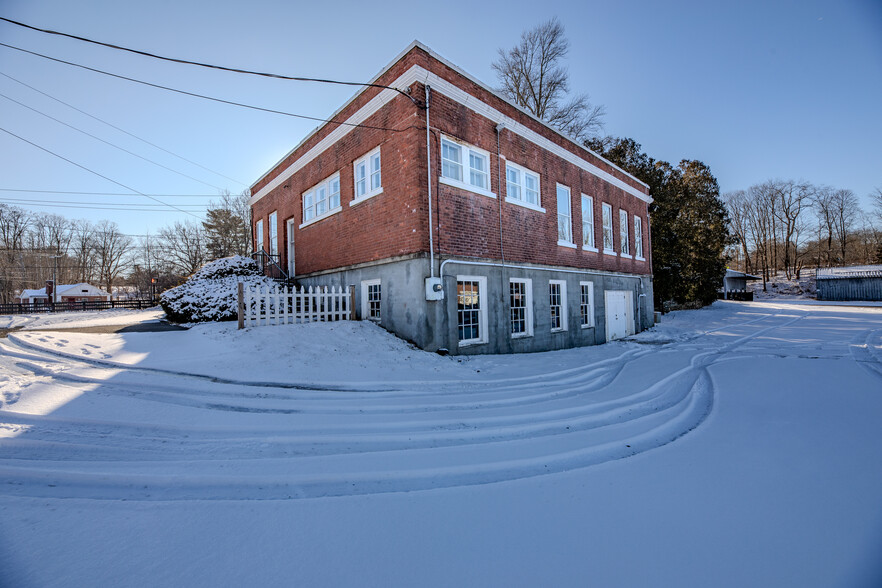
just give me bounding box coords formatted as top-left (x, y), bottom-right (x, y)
top-left (0, 16), bottom-right (425, 218)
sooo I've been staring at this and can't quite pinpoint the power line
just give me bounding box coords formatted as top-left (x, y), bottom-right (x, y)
top-left (0, 91), bottom-right (227, 191)
top-left (0, 42), bottom-right (418, 133)
top-left (0, 16), bottom-right (424, 108)
top-left (0, 197), bottom-right (207, 207)
top-left (0, 126), bottom-right (203, 219)
top-left (0, 70), bottom-right (248, 186)
top-left (0, 188), bottom-right (221, 197)
top-left (0, 200), bottom-right (207, 212)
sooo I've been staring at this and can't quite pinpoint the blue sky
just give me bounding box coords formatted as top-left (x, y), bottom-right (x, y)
top-left (1, 0), bottom-right (879, 237)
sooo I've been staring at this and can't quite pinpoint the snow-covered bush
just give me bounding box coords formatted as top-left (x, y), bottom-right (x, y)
top-left (160, 256), bottom-right (277, 323)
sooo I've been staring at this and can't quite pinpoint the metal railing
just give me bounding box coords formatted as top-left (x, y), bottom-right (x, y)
top-left (251, 248), bottom-right (289, 281)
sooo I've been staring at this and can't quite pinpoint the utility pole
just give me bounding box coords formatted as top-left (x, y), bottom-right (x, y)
top-left (50, 254), bottom-right (62, 304)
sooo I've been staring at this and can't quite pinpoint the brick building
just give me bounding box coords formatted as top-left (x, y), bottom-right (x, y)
top-left (250, 42), bottom-right (654, 354)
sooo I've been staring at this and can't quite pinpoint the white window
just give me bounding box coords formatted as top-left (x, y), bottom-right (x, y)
top-left (440, 136), bottom-right (494, 198)
top-left (457, 276), bottom-right (488, 346)
top-left (581, 194), bottom-right (596, 250)
top-left (579, 281), bottom-right (595, 328)
top-left (268, 211), bottom-right (278, 256)
top-left (634, 216), bottom-right (644, 259)
top-left (556, 184), bottom-right (574, 246)
top-left (286, 218), bottom-right (296, 276)
top-left (549, 280), bottom-right (568, 332)
top-left (353, 147), bottom-right (383, 203)
top-left (620, 209), bottom-right (631, 257)
top-left (302, 172), bottom-right (341, 227)
top-left (509, 278), bottom-right (533, 338)
top-left (505, 161), bottom-right (542, 211)
top-left (602, 203), bottom-right (615, 254)
top-left (361, 279), bottom-right (381, 322)
top-left (255, 219), bottom-right (263, 252)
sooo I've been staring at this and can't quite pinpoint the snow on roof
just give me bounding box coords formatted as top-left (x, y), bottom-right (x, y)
top-left (19, 289), bottom-right (48, 298)
top-left (816, 265), bottom-right (882, 279)
top-left (725, 269), bottom-right (761, 280)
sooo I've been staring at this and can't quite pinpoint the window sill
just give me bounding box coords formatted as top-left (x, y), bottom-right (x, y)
top-left (581, 245), bottom-right (599, 253)
top-left (299, 206), bottom-right (342, 229)
top-left (551, 327), bottom-right (568, 333)
top-left (580, 324), bottom-right (595, 330)
top-left (557, 240), bottom-right (577, 249)
top-left (350, 187), bottom-right (383, 207)
top-left (440, 176), bottom-right (496, 199)
top-left (511, 332), bottom-right (533, 339)
top-left (603, 249), bottom-right (618, 257)
top-left (505, 197), bottom-right (545, 213)
top-left (635, 256), bottom-right (646, 261)
top-left (620, 253), bottom-right (633, 259)
top-left (458, 338), bottom-right (488, 348)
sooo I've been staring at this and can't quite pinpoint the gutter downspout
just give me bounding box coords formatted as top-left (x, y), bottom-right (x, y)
top-left (425, 84), bottom-right (435, 278)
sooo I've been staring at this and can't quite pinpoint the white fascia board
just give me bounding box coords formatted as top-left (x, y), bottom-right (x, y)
top-left (250, 62), bottom-right (652, 206)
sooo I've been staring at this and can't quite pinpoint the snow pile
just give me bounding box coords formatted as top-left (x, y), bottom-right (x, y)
top-left (159, 256), bottom-right (276, 323)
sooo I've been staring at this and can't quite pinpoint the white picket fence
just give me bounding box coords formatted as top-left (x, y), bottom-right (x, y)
top-left (239, 283), bottom-right (354, 328)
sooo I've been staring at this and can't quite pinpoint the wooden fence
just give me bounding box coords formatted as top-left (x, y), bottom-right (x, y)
top-left (238, 283), bottom-right (354, 328)
top-left (0, 299), bottom-right (156, 315)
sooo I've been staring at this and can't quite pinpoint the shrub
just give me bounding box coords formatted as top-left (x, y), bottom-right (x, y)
top-left (160, 256), bottom-right (277, 323)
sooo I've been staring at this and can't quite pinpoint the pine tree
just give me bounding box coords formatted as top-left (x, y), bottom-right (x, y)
top-left (586, 137), bottom-right (731, 308)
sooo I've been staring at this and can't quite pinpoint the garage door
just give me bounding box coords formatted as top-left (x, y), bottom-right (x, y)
top-left (604, 290), bottom-right (634, 341)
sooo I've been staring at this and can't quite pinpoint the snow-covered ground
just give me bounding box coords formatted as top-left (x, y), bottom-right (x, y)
top-left (1, 301), bottom-right (881, 587)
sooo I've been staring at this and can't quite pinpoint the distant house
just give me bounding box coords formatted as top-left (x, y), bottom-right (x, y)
top-left (249, 42), bottom-right (654, 354)
top-left (15, 283), bottom-right (111, 305)
top-left (816, 265), bottom-right (882, 301)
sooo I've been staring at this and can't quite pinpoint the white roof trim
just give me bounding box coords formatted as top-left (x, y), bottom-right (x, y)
top-left (251, 57), bottom-right (651, 206)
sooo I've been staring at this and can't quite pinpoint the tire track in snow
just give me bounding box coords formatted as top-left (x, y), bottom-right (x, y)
top-left (0, 312), bottom-right (803, 500)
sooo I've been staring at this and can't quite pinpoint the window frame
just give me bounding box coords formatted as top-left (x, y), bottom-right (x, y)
top-left (634, 216), bottom-right (645, 260)
top-left (549, 279), bottom-right (568, 332)
top-left (351, 147), bottom-right (383, 205)
top-left (439, 135), bottom-right (495, 199)
top-left (301, 172), bottom-right (342, 228)
top-left (509, 278), bottom-right (534, 339)
top-left (361, 279), bottom-right (382, 322)
top-left (556, 184), bottom-right (575, 248)
top-left (601, 202), bottom-right (616, 255)
top-left (619, 209), bottom-right (631, 258)
top-left (456, 275), bottom-right (488, 346)
top-left (579, 281), bottom-right (595, 328)
top-left (268, 211), bottom-right (278, 257)
top-left (255, 219), bottom-right (264, 253)
top-left (581, 194), bottom-right (597, 251)
top-left (504, 161), bottom-right (544, 212)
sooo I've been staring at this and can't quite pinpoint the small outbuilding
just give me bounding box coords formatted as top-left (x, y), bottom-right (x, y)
top-left (722, 269), bottom-right (760, 300)
top-left (816, 266), bottom-right (882, 301)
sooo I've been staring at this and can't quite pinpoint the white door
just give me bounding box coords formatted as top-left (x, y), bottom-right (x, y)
top-left (286, 219), bottom-right (296, 277)
top-left (604, 290), bottom-right (634, 341)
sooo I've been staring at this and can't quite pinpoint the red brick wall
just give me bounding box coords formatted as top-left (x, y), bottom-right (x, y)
top-left (250, 45), bottom-right (651, 277)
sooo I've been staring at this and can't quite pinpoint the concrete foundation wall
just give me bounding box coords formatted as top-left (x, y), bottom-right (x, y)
top-left (300, 256), bottom-right (654, 355)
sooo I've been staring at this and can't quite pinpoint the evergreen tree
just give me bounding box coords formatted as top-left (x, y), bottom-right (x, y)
top-left (202, 191), bottom-right (251, 260)
top-left (586, 137), bottom-right (731, 308)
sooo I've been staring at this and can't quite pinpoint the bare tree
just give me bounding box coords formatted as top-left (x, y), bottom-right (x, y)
top-left (156, 220), bottom-right (206, 277)
top-left (492, 18), bottom-right (605, 141)
top-left (723, 190), bottom-right (752, 273)
top-left (71, 220), bottom-right (97, 284)
top-left (831, 189), bottom-right (859, 262)
top-left (92, 221), bottom-right (133, 294)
